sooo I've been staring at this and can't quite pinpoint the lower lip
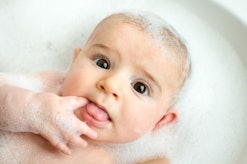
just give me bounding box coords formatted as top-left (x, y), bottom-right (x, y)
top-left (81, 106), bottom-right (111, 128)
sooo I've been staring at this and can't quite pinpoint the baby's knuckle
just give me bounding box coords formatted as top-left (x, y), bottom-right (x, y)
top-left (66, 134), bottom-right (76, 143)
top-left (48, 133), bottom-right (64, 146)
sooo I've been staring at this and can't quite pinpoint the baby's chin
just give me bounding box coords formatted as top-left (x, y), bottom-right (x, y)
top-left (87, 128), bottom-right (151, 146)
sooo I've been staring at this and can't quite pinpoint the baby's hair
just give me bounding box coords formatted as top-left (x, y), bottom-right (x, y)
top-left (95, 11), bottom-right (191, 104)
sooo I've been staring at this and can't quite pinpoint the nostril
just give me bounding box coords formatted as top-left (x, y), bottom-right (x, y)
top-left (113, 93), bottom-right (118, 98)
top-left (100, 85), bottom-right (105, 90)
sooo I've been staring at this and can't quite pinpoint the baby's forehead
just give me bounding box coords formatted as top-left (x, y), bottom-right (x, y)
top-left (94, 15), bottom-right (165, 54)
top-left (98, 14), bottom-right (182, 60)
top-left (95, 14), bottom-right (141, 35)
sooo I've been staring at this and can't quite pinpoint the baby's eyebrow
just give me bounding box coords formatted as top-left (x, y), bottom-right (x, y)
top-left (141, 69), bottom-right (162, 92)
top-left (91, 44), bottom-right (117, 55)
top-left (91, 43), bottom-right (109, 50)
top-left (91, 43), bottom-right (121, 59)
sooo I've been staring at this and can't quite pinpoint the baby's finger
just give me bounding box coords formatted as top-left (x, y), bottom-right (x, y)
top-left (78, 122), bottom-right (97, 139)
top-left (55, 142), bottom-right (71, 155)
top-left (40, 130), bottom-right (71, 155)
top-left (68, 135), bottom-right (88, 148)
top-left (62, 96), bottom-right (89, 112)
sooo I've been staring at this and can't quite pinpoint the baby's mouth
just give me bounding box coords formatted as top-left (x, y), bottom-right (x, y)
top-left (82, 101), bottom-right (111, 128)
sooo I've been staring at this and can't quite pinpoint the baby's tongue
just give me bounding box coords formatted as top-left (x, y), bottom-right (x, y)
top-left (86, 102), bottom-right (109, 121)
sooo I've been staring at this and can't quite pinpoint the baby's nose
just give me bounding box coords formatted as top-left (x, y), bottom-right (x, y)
top-left (97, 76), bottom-right (121, 100)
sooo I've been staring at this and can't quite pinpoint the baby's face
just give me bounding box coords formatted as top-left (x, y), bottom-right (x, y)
top-left (61, 16), bottom-right (179, 143)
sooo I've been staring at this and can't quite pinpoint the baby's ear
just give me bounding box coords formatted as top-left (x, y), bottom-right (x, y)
top-left (73, 47), bottom-right (82, 61)
top-left (152, 109), bottom-right (178, 132)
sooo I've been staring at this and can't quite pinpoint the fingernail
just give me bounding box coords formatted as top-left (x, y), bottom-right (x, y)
top-left (63, 148), bottom-right (71, 155)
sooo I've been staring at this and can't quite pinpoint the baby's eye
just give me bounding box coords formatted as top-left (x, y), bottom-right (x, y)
top-left (132, 82), bottom-right (149, 95)
top-left (94, 57), bottom-right (110, 69)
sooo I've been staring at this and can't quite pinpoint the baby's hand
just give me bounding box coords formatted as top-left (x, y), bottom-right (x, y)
top-left (26, 92), bottom-right (97, 155)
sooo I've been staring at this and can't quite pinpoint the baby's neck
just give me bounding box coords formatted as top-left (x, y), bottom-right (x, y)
top-left (87, 131), bottom-right (170, 164)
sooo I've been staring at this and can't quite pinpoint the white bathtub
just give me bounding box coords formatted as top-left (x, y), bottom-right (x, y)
top-left (0, 0), bottom-right (246, 163)
top-left (177, 1), bottom-right (247, 163)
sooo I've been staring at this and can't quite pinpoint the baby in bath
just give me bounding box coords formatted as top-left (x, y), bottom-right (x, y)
top-left (0, 11), bottom-right (190, 163)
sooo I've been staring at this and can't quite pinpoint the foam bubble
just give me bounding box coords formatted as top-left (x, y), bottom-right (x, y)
top-left (0, 73), bottom-right (44, 92)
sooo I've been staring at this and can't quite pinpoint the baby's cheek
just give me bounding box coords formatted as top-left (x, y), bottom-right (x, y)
top-left (130, 122), bottom-right (151, 138)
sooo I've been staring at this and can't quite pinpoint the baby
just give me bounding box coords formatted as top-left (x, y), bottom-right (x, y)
top-left (0, 11), bottom-right (190, 163)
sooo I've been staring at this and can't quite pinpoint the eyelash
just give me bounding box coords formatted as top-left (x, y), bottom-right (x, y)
top-left (93, 55), bottom-right (150, 96)
top-left (93, 55), bottom-right (111, 70)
